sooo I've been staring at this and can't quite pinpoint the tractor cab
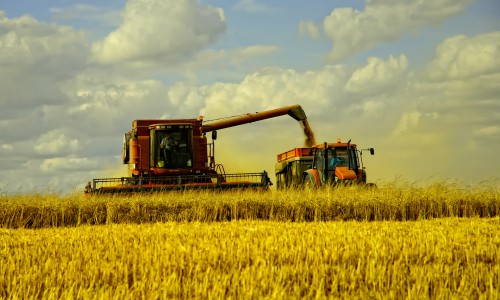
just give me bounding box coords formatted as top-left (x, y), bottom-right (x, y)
top-left (310, 140), bottom-right (374, 185)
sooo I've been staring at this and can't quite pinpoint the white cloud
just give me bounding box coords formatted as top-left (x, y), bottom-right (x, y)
top-left (40, 157), bottom-right (98, 172)
top-left (0, 11), bottom-right (87, 116)
top-left (34, 130), bottom-right (80, 155)
top-left (409, 32), bottom-right (500, 129)
top-left (197, 65), bottom-right (350, 119)
top-left (298, 21), bottom-right (320, 39)
top-left (91, 0), bottom-right (226, 67)
top-left (234, 0), bottom-right (272, 13)
top-left (0, 12), bottom-right (86, 65)
top-left (233, 45), bottom-right (278, 61)
top-left (164, 82), bottom-right (206, 118)
top-left (182, 55), bottom-right (410, 123)
top-left (50, 4), bottom-right (121, 27)
top-left (346, 55), bottom-right (409, 94)
top-left (61, 75), bottom-right (171, 139)
top-left (352, 100), bottom-right (385, 116)
top-left (321, 0), bottom-right (474, 61)
top-left (383, 31), bottom-right (500, 180)
top-left (179, 45), bottom-right (279, 74)
top-left (426, 32), bottom-right (500, 81)
top-left (394, 111), bottom-right (422, 136)
top-left (1, 144), bottom-right (13, 151)
top-left (162, 55), bottom-right (407, 146)
top-left (473, 125), bottom-right (500, 142)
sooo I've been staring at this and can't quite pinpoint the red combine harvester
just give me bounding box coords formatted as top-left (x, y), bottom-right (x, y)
top-left (85, 105), bottom-right (307, 194)
top-left (275, 139), bottom-right (375, 189)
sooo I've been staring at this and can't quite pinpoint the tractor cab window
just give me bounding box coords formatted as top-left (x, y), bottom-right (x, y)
top-left (327, 148), bottom-right (350, 170)
top-left (152, 129), bottom-right (192, 169)
top-left (327, 147), bottom-right (359, 170)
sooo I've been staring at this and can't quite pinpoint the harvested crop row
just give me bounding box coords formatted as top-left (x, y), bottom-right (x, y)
top-left (1, 219), bottom-right (498, 299)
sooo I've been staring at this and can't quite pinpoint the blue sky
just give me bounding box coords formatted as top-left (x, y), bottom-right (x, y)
top-left (0, 0), bottom-right (499, 193)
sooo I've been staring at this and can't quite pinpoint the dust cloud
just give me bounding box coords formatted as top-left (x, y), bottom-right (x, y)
top-left (97, 164), bottom-right (128, 179)
top-left (300, 119), bottom-right (316, 147)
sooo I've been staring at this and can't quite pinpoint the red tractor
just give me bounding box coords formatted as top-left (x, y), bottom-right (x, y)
top-left (275, 139), bottom-right (375, 189)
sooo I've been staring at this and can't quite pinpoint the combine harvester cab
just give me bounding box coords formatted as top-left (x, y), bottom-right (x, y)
top-left (85, 105), bottom-right (308, 195)
top-left (275, 139), bottom-right (375, 189)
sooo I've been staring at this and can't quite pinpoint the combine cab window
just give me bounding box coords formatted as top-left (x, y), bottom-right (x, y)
top-left (151, 129), bottom-right (192, 169)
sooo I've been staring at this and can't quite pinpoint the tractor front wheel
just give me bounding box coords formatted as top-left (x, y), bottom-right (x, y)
top-left (304, 174), bottom-right (317, 190)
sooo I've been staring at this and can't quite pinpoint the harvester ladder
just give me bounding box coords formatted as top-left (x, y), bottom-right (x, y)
top-left (214, 164), bottom-right (226, 184)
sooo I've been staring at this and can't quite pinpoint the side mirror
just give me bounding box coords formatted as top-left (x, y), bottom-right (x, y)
top-left (370, 148), bottom-right (375, 155)
top-left (212, 130), bottom-right (217, 140)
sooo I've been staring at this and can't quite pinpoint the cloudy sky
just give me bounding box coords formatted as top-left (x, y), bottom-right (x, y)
top-left (1, 0), bottom-right (499, 194)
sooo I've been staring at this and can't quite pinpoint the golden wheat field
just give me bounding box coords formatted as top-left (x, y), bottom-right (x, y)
top-left (0, 183), bottom-right (499, 299)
